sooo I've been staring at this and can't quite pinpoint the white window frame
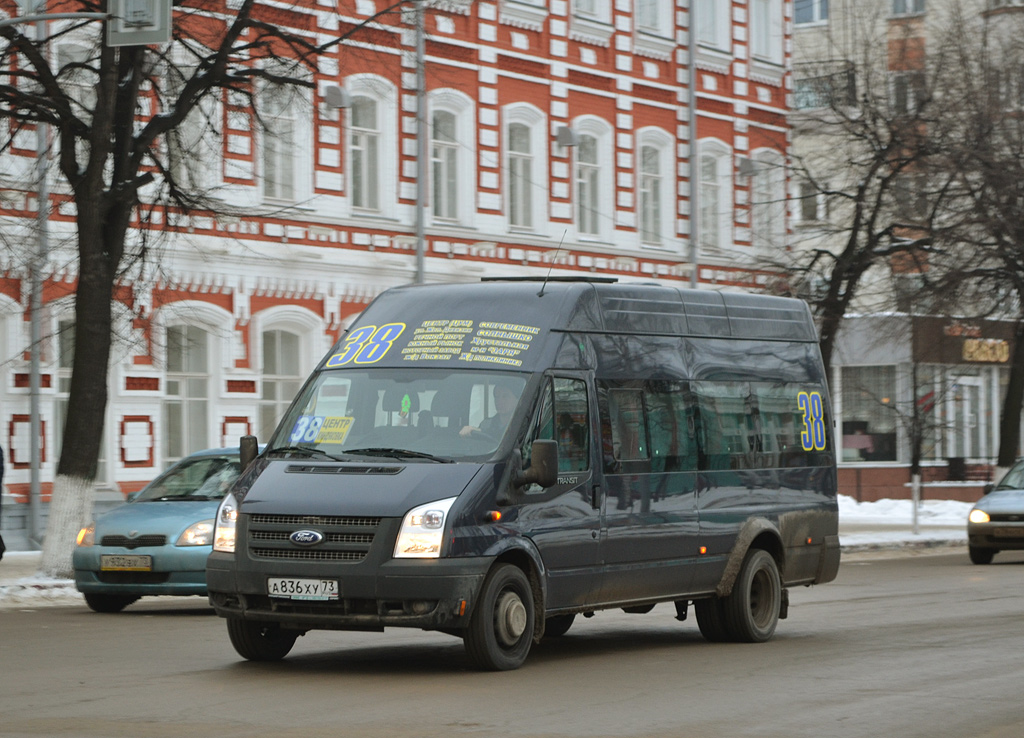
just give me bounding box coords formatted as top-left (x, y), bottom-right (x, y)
top-left (571, 115), bottom-right (613, 242)
top-left (571, 0), bottom-right (613, 45)
top-left (260, 83), bottom-right (301, 202)
top-left (698, 139), bottom-right (732, 252)
top-left (637, 127), bottom-right (674, 249)
top-left (892, 0), bottom-right (925, 16)
top-left (750, 0), bottom-right (783, 67)
top-left (428, 88), bottom-right (475, 228)
top-left (155, 301), bottom-right (232, 467)
top-left (345, 75), bottom-right (397, 220)
top-left (749, 149), bottom-right (786, 251)
top-left (696, 0), bottom-right (730, 52)
top-left (795, 0), bottom-right (829, 25)
top-left (503, 103), bottom-right (548, 233)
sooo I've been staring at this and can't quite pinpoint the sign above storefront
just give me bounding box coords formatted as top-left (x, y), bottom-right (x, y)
top-left (913, 317), bottom-right (1016, 365)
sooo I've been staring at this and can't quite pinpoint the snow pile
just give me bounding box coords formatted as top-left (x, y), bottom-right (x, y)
top-left (838, 494), bottom-right (970, 549)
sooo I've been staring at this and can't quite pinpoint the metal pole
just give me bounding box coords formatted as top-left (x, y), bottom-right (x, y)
top-left (687, 0), bottom-right (699, 289)
top-left (28, 6), bottom-right (50, 546)
top-left (414, 0), bottom-right (426, 284)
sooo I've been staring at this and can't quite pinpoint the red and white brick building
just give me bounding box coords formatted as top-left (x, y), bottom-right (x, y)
top-left (0, 0), bottom-right (794, 508)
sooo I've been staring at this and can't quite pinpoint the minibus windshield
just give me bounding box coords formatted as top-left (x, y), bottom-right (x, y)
top-left (268, 368), bottom-right (529, 461)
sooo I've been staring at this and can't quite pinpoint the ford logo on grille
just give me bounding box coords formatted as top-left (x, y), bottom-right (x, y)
top-left (289, 529), bottom-right (325, 546)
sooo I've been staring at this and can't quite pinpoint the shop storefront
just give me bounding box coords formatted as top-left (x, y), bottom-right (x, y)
top-left (833, 315), bottom-right (1017, 501)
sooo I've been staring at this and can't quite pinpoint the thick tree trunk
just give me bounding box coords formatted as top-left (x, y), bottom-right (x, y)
top-left (39, 169), bottom-right (120, 575)
top-left (39, 475), bottom-right (95, 578)
top-left (997, 322), bottom-right (1024, 469)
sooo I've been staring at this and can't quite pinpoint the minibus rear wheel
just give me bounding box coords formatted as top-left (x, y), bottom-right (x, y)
top-left (694, 598), bottom-right (731, 642)
top-left (464, 563), bottom-right (535, 670)
top-left (226, 617), bottom-right (299, 661)
top-left (722, 549), bottom-right (781, 643)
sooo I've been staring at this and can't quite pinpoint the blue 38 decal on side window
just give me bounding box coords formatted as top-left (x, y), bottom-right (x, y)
top-left (797, 391), bottom-right (827, 451)
top-left (326, 323), bottom-right (406, 367)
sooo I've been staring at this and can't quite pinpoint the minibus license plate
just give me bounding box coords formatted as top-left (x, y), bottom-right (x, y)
top-left (101, 554), bottom-right (152, 571)
top-left (267, 578), bottom-right (339, 601)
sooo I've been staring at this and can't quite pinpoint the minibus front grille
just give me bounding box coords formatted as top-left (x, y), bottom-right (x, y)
top-left (249, 548), bottom-right (368, 562)
top-left (245, 514), bottom-right (383, 563)
top-left (248, 514), bottom-right (381, 527)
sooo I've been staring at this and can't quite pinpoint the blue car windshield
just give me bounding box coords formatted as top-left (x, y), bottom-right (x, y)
top-left (135, 457), bottom-right (241, 502)
top-left (268, 368), bottom-right (528, 461)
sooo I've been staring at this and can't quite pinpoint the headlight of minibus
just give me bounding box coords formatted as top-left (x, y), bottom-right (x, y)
top-left (213, 493), bottom-right (239, 553)
top-left (176, 519), bottom-right (215, 547)
top-left (969, 509), bottom-right (991, 524)
top-left (76, 523), bottom-right (95, 547)
top-left (394, 497), bottom-right (457, 559)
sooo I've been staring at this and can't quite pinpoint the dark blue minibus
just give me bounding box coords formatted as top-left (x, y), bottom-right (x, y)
top-left (207, 279), bottom-right (839, 670)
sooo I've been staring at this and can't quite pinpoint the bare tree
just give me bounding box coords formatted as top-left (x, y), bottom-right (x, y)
top-left (0, 0), bottom-right (408, 575)
top-left (778, 4), bottom-right (972, 377)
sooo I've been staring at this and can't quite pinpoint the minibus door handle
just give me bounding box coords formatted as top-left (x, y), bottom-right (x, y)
top-left (591, 484), bottom-right (601, 510)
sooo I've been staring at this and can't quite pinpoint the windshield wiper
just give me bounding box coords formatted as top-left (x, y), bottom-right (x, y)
top-left (343, 447), bottom-right (454, 463)
top-left (269, 446), bottom-right (347, 461)
top-left (151, 495), bottom-right (213, 502)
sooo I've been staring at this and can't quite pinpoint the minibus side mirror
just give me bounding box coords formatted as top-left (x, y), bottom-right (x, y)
top-left (514, 439), bottom-right (558, 489)
top-left (239, 435), bottom-right (259, 472)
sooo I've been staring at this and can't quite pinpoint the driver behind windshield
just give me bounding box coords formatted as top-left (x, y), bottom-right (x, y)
top-left (460, 381), bottom-right (519, 439)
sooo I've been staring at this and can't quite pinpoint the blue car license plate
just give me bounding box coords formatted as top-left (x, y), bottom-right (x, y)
top-left (100, 554), bottom-right (152, 571)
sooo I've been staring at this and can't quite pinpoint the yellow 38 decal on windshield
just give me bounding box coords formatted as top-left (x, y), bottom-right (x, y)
top-left (326, 323), bottom-right (406, 367)
top-left (797, 391), bottom-right (827, 452)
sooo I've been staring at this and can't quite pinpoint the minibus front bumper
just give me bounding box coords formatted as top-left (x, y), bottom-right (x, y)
top-left (207, 552), bottom-right (492, 631)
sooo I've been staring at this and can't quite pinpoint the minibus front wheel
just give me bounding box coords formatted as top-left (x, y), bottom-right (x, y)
top-left (226, 617), bottom-right (300, 661)
top-left (464, 563), bottom-right (535, 670)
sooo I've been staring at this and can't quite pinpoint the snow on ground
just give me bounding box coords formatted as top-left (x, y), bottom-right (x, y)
top-left (0, 494), bottom-right (975, 608)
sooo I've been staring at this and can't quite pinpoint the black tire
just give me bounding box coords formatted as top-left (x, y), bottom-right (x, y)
top-left (226, 617), bottom-right (298, 661)
top-left (543, 614), bottom-right (575, 638)
top-left (722, 549), bottom-right (781, 643)
top-left (969, 546), bottom-right (996, 565)
top-left (464, 564), bottom-right (535, 670)
top-left (83, 593), bottom-right (140, 613)
top-left (694, 598), bottom-right (731, 642)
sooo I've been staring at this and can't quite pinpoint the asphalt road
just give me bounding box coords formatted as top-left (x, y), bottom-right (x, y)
top-left (1, 548), bottom-right (1022, 738)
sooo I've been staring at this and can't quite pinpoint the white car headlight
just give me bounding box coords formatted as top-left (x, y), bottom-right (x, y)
top-left (76, 523), bottom-right (95, 547)
top-left (213, 493), bottom-right (239, 553)
top-left (394, 497), bottom-right (458, 559)
top-left (176, 519), bottom-right (215, 547)
top-left (969, 509), bottom-right (991, 524)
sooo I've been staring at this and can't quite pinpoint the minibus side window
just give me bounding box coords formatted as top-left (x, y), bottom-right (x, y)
top-left (692, 381), bottom-right (761, 470)
top-left (645, 381), bottom-right (698, 473)
top-left (524, 378), bottom-right (590, 473)
top-left (597, 382), bottom-right (651, 474)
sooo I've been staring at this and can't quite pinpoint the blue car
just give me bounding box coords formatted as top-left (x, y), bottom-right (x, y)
top-left (73, 448), bottom-right (243, 612)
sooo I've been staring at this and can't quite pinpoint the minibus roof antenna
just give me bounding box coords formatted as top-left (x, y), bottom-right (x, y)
top-left (538, 230), bottom-right (567, 297)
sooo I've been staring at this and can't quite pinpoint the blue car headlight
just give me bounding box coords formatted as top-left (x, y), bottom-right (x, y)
top-left (176, 519), bottom-right (215, 547)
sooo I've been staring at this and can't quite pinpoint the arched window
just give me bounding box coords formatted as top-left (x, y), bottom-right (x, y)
top-left (432, 110), bottom-right (458, 221)
top-left (259, 329), bottom-right (302, 439)
top-left (698, 141), bottom-right (732, 251)
top-left (637, 128), bottom-right (674, 248)
top-left (572, 115), bottom-right (613, 241)
top-left (345, 75), bottom-right (398, 219)
top-left (508, 122), bottom-right (533, 228)
top-left (576, 134), bottom-right (600, 235)
top-left (504, 104), bottom-right (547, 233)
top-left (164, 325), bottom-right (210, 463)
top-left (350, 95), bottom-right (380, 212)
